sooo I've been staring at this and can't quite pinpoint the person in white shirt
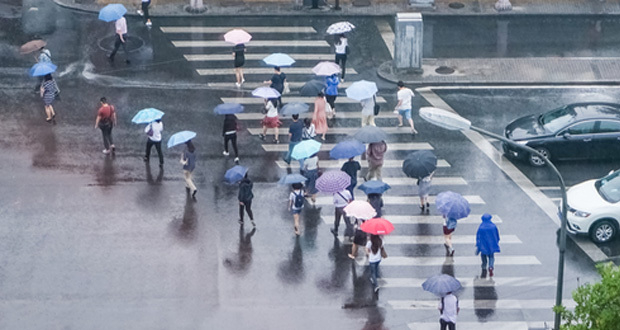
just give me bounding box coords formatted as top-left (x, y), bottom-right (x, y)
top-left (144, 119), bottom-right (164, 166)
top-left (109, 16), bottom-right (130, 64)
top-left (334, 34), bottom-right (348, 80)
top-left (260, 98), bottom-right (281, 144)
top-left (365, 234), bottom-right (386, 293)
top-left (288, 183), bottom-right (305, 236)
top-left (302, 154), bottom-right (319, 204)
top-left (394, 81), bottom-right (417, 134)
top-left (137, 0), bottom-right (152, 27)
top-left (438, 292), bottom-right (459, 330)
top-left (330, 189), bottom-right (352, 237)
top-left (360, 97), bottom-right (376, 127)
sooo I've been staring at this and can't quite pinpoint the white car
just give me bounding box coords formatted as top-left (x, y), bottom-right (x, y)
top-left (565, 170), bottom-right (620, 243)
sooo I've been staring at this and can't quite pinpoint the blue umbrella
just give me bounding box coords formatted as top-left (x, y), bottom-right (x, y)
top-left (263, 53), bottom-right (296, 67)
top-left (291, 140), bottom-right (321, 160)
top-left (98, 4), bottom-right (127, 22)
top-left (352, 126), bottom-right (388, 143)
top-left (422, 274), bottom-right (462, 297)
top-left (281, 102), bottom-right (310, 116)
top-left (29, 62), bottom-right (57, 77)
top-left (329, 140), bottom-right (365, 159)
top-left (345, 80), bottom-right (378, 101)
top-left (358, 180), bottom-right (391, 195)
top-left (278, 174), bottom-right (307, 185)
top-left (214, 103), bottom-right (244, 115)
top-left (299, 79), bottom-right (325, 96)
top-left (167, 131), bottom-right (196, 148)
top-left (252, 87), bottom-right (281, 99)
top-left (225, 165), bottom-right (248, 184)
top-left (436, 191), bottom-right (471, 220)
top-left (131, 108), bottom-right (165, 124)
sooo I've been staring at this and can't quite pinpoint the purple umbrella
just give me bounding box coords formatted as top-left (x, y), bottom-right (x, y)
top-left (315, 170), bottom-right (351, 193)
top-left (436, 191), bottom-right (470, 220)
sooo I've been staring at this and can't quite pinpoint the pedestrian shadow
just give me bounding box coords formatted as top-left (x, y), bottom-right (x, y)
top-left (474, 277), bottom-right (498, 321)
top-left (223, 225), bottom-right (256, 276)
top-left (316, 236), bottom-right (351, 293)
top-left (30, 123), bottom-right (58, 169)
top-left (342, 261), bottom-right (386, 329)
top-left (301, 203), bottom-right (321, 249)
top-left (94, 154), bottom-right (116, 187)
top-left (277, 236), bottom-right (304, 285)
top-left (441, 255), bottom-right (455, 277)
top-left (146, 163), bottom-right (164, 185)
top-left (171, 195), bottom-right (198, 243)
top-left (137, 163), bottom-right (164, 208)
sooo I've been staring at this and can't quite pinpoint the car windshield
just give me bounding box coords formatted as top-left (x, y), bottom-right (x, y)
top-left (595, 170), bottom-right (620, 203)
top-left (540, 106), bottom-right (577, 132)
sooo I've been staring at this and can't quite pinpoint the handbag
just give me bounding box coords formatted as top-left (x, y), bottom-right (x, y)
top-left (373, 95), bottom-right (380, 115)
top-left (146, 123), bottom-right (154, 137)
top-left (380, 247), bottom-right (388, 259)
top-left (324, 99), bottom-right (333, 113)
top-left (283, 81), bottom-right (290, 94)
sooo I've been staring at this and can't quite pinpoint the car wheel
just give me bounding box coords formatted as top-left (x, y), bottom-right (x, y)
top-left (529, 147), bottom-right (550, 167)
top-left (590, 219), bottom-right (617, 243)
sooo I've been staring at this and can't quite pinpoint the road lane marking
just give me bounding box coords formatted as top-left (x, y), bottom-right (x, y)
top-left (365, 255), bottom-right (539, 267)
top-left (375, 19), bottom-right (394, 59)
top-left (262, 142), bottom-right (433, 152)
top-left (209, 81), bottom-right (352, 89)
top-left (161, 26), bottom-right (318, 33)
top-left (275, 159), bottom-right (450, 169)
top-left (349, 234), bottom-right (521, 245)
top-left (390, 299), bottom-right (572, 310)
top-left (235, 112), bottom-right (397, 120)
top-left (197, 67), bottom-right (358, 76)
top-left (222, 96), bottom-right (383, 104)
top-left (172, 40), bottom-right (330, 47)
top-left (248, 127), bottom-right (419, 136)
top-left (314, 194), bottom-right (484, 205)
top-left (320, 214), bottom-right (501, 225)
top-left (187, 54), bottom-right (336, 61)
top-left (406, 321), bottom-right (553, 330)
top-left (383, 276), bottom-right (555, 288)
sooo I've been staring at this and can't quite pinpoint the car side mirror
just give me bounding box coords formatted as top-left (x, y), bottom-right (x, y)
top-left (562, 132), bottom-right (571, 139)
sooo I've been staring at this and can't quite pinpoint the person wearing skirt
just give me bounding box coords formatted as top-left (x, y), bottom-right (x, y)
top-left (260, 98), bottom-right (281, 143)
top-left (233, 43), bottom-right (245, 87)
top-left (313, 92), bottom-right (328, 140)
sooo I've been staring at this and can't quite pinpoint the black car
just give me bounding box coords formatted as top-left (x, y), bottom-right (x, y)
top-left (503, 103), bottom-right (620, 166)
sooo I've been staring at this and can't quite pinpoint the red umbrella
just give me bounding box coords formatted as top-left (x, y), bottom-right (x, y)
top-left (360, 218), bottom-right (394, 235)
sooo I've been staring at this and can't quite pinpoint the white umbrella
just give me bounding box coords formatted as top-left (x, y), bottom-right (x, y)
top-left (326, 21), bottom-right (356, 35)
top-left (312, 61), bottom-right (341, 76)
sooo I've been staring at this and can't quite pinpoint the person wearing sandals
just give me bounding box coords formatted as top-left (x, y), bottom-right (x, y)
top-left (233, 43), bottom-right (246, 88)
top-left (238, 173), bottom-right (255, 226)
top-left (348, 217), bottom-right (367, 260)
top-left (302, 153), bottom-right (318, 204)
top-left (260, 98), bottom-right (281, 144)
top-left (223, 114), bottom-right (240, 163)
top-left (312, 92), bottom-right (328, 141)
top-left (325, 74), bottom-right (339, 118)
top-left (394, 81), bottom-right (418, 135)
top-left (40, 74), bottom-right (57, 123)
top-left (366, 234), bottom-right (386, 292)
top-left (94, 97), bottom-right (116, 155)
top-left (288, 182), bottom-right (305, 235)
top-left (418, 171), bottom-right (434, 212)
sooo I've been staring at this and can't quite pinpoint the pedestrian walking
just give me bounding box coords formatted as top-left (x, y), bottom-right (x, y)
top-left (233, 43), bottom-right (246, 87)
top-left (330, 188), bottom-right (352, 237)
top-left (361, 97), bottom-right (376, 127)
top-left (260, 98), bottom-right (281, 144)
top-left (94, 97), bottom-right (116, 154)
top-left (366, 234), bottom-right (386, 292)
top-left (443, 215), bottom-right (458, 256)
top-left (334, 34), bottom-right (348, 80)
top-left (181, 140), bottom-right (197, 199)
top-left (263, 66), bottom-right (287, 108)
top-left (348, 217), bottom-right (367, 259)
top-left (40, 74), bottom-right (58, 123)
top-left (302, 118), bottom-right (316, 140)
top-left (137, 0), bottom-right (152, 27)
top-left (367, 193), bottom-right (384, 218)
top-left (33, 47), bottom-right (51, 93)
top-left (394, 81), bottom-right (417, 134)
top-left (223, 114), bottom-right (240, 163)
top-left (418, 171), bottom-right (434, 212)
top-left (312, 92), bottom-right (329, 141)
top-left (144, 118), bottom-right (163, 166)
top-left (365, 141), bottom-right (387, 181)
top-left (341, 157), bottom-right (361, 198)
top-left (238, 173), bottom-right (255, 226)
top-left (438, 292), bottom-right (459, 330)
top-left (288, 182), bottom-right (305, 235)
top-left (109, 15), bottom-right (130, 64)
top-left (302, 153), bottom-right (319, 204)
top-left (283, 114), bottom-right (304, 165)
top-left (325, 74), bottom-right (339, 118)
top-left (476, 213), bottom-right (501, 278)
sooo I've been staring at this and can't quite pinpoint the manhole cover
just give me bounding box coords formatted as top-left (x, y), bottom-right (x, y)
top-left (449, 2), bottom-right (465, 9)
top-left (98, 36), bottom-right (144, 53)
top-left (435, 66), bottom-right (455, 75)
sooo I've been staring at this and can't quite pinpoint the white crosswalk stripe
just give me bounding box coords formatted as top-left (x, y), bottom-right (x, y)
top-left (389, 299), bottom-right (572, 310)
top-left (320, 214), bottom-right (501, 226)
top-left (221, 96), bottom-right (385, 104)
top-left (407, 322), bottom-right (552, 330)
top-left (343, 234), bottom-right (521, 245)
top-left (187, 54), bottom-right (336, 61)
top-left (161, 26), bottom-right (318, 33)
top-left (197, 67), bottom-right (358, 76)
top-left (248, 127), bottom-right (420, 136)
top-left (361, 255), bottom-right (540, 267)
top-left (171, 40), bottom-right (330, 48)
top-left (236, 112), bottom-right (398, 120)
top-left (209, 81), bottom-right (352, 89)
top-left (382, 276), bottom-right (556, 288)
top-left (314, 195), bottom-right (485, 205)
top-left (263, 142), bottom-right (433, 152)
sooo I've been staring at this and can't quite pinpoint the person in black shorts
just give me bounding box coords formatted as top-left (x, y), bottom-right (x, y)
top-left (233, 43), bottom-right (245, 88)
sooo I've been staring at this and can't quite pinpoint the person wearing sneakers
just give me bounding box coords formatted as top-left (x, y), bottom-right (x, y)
top-left (443, 215), bottom-right (458, 256)
top-left (222, 114), bottom-right (240, 163)
top-left (94, 97), bottom-right (116, 155)
top-left (109, 15), bottom-right (130, 64)
top-left (260, 98), bottom-right (281, 144)
top-left (233, 43), bottom-right (246, 87)
top-left (181, 140), bottom-right (197, 200)
top-left (330, 188), bottom-right (352, 237)
top-left (366, 234), bottom-right (386, 293)
top-left (144, 118), bottom-right (164, 166)
top-left (394, 81), bottom-right (417, 135)
top-left (418, 171), bottom-right (434, 212)
top-left (238, 173), bottom-right (255, 226)
top-left (137, 0), bottom-right (152, 27)
top-left (476, 213), bottom-right (501, 278)
top-left (288, 182), bottom-right (305, 235)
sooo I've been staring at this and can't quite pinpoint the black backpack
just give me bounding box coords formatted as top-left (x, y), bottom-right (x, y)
top-left (294, 191), bottom-right (305, 208)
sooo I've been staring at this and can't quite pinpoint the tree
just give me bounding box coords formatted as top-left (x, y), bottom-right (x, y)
top-left (554, 262), bottom-right (620, 330)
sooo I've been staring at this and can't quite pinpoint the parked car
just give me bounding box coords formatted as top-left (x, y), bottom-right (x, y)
top-left (503, 103), bottom-right (620, 166)
top-left (564, 169), bottom-right (620, 243)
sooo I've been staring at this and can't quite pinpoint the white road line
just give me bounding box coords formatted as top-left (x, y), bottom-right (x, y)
top-left (369, 214), bottom-right (502, 224)
top-left (222, 96), bottom-right (383, 104)
top-left (382, 177), bottom-right (467, 186)
top-left (365, 234), bottom-right (521, 245)
top-left (367, 255), bottom-right (539, 267)
top-left (383, 276), bottom-right (555, 288)
top-left (161, 26), bottom-right (317, 33)
top-left (417, 84), bottom-right (620, 91)
top-left (538, 186), bottom-right (564, 191)
top-left (197, 67), bottom-right (358, 76)
top-left (248, 127), bottom-right (418, 135)
top-left (407, 321), bottom-right (553, 330)
top-left (209, 81), bottom-right (353, 89)
top-left (172, 40), bottom-right (330, 48)
top-left (262, 142), bottom-right (433, 152)
top-left (186, 54), bottom-right (335, 61)
top-left (236, 112), bottom-right (397, 120)
top-left (315, 195), bottom-right (484, 205)
top-left (275, 159), bottom-right (450, 169)
top-left (375, 19), bottom-right (394, 59)
top-left (390, 299), bottom-right (572, 310)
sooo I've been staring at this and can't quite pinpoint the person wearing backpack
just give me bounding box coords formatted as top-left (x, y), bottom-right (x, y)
top-left (330, 188), bottom-right (352, 238)
top-left (438, 292), bottom-right (459, 330)
top-left (94, 97), bottom-right (116, 154)
top-left (143, 118), bottom-right (163, 167)
top-left (288, 182), bottom-right (305, 236)
top-left (238, 173), bottom-right (255, 227)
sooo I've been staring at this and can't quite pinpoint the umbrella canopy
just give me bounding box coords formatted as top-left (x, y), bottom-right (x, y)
top-left (358, 180), bottom-right (391, 195)
top-left (436, 191), bottom-right (471, 220)
top-left (263, 53), bottom-right (295, 67)
top-left (361, 217), bottom-right (394, 235)
top-left (343, 200), bottom-right (376, 219)
top-left (167, 131), bottom-right (196, 148)
top-left (352, 126), bottom-right (388, 143)
top-left (214, 103), bottom-right (244, 115)
top-left (299, 79), bottom-right (325, 96)
top-left (291, 140), bottom-right (321, 160)
top-left (402, 150), bottom-right (438, 179)
top-left (315, 170), bottom-right (351, 193)
top-left (224, 29), bottom-right (252, 45)
top-left (278, 173), bottom-right (308, 185)
top-left (132, 108), bottom-right (165, 124)
top-left (98, 4), bottom-right (127, 22)
top-left (20, 40), bottom-right (46, 55)
top-left (345, 80), bottom-right (378, 101)
top-left (225, 165), bottom-right (248, 184)
top-left (312, 61), bottom-right (341, 76)
top-left (326, 21), bottom-right (356, 35)
top-left (29, 62), bottom-right (57, 77)
top-left (251, 87), bottom-right (281, 99)
top-left (281, 102), bottom-right (310, 116)
top-left (422, 274), bottom-right (462, 297)
top-left (329, 140), bottom-right (365, 159)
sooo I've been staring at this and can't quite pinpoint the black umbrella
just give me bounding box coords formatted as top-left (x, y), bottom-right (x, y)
top-left (402, 150), bottom-right (437, 179)
top-left (299, 79), bottom-right (325, 96)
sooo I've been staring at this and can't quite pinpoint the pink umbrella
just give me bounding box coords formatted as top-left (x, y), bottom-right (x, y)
top-left (224, 29), bottom-right (252, 45)
top-left (312, 61), bottom-right (341, 76)
top-left (344, 201), bottom-right (377, 220)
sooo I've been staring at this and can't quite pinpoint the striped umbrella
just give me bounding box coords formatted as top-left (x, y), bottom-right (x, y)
top-left (315, 170), bottom-right (351, 193)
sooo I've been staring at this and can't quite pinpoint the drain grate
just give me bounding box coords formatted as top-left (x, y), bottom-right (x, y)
top-left (435, 66), bottom-right (455, 75)
top-left (449, 2), bottom-right (465, 9)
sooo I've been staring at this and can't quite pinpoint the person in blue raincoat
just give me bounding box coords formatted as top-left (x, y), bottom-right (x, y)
top-left (475, 213), bottom-right (501, 278)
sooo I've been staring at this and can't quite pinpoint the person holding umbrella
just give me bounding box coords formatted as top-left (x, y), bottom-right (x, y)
top-left (222, 114), bottom-right (240, 163)
top-left (402, 150), bottom-right (438, 211)
top-left (233, 43), bottom-right (246, 88)
top-left (325, 74), bottom-right (339, 118)
top-left (334, 34), bottom-right (348, 80)
top-left (476, 213), bottom-right (501, 278)
top-left (34, 45), bottom-right (51, 93)
top-left (438, 292), bottom-right (459, 330)
top-left (330, 188), bottom-right (352, 237)
top-left (313, 92), bottom-right (329, 141)
top-left (288, 182), bottom-right (305, 236)
top-left (360, 97), bottom-right (376, 127)
top-left (181, 140), bottom-right (197, 200)
top-left (365, 141), bottom-right (387, 181)
top-left (238, 173), bottom-right (255, 226)
top-left (302, 152), bottom-right (319, 204)
top-left (366, 234), bottom-right (386, 293)
top-left (263, 66), bottom-right (287, 108)
top-left (40, 74), bottom-right (58, 123)
top-left (260, 99), bottom-right (281, 144)
top-left (284, 114), bottom-right (304, 165)
top-left (144, 118), bottom-right (164, 166)
top-left (419, 171), bottom-right (434, 212)
top-left (109, 14), bottom-right (130, 64)
top-left (436, 191), bottom-right (470, 257)
top-left (94, 97), bottom-right (116, 154)
top-left (341, 157), bottom-right (361, 198)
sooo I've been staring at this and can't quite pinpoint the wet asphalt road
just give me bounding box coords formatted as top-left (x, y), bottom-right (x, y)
top-left (0, 1), bottom-right (612, 329)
